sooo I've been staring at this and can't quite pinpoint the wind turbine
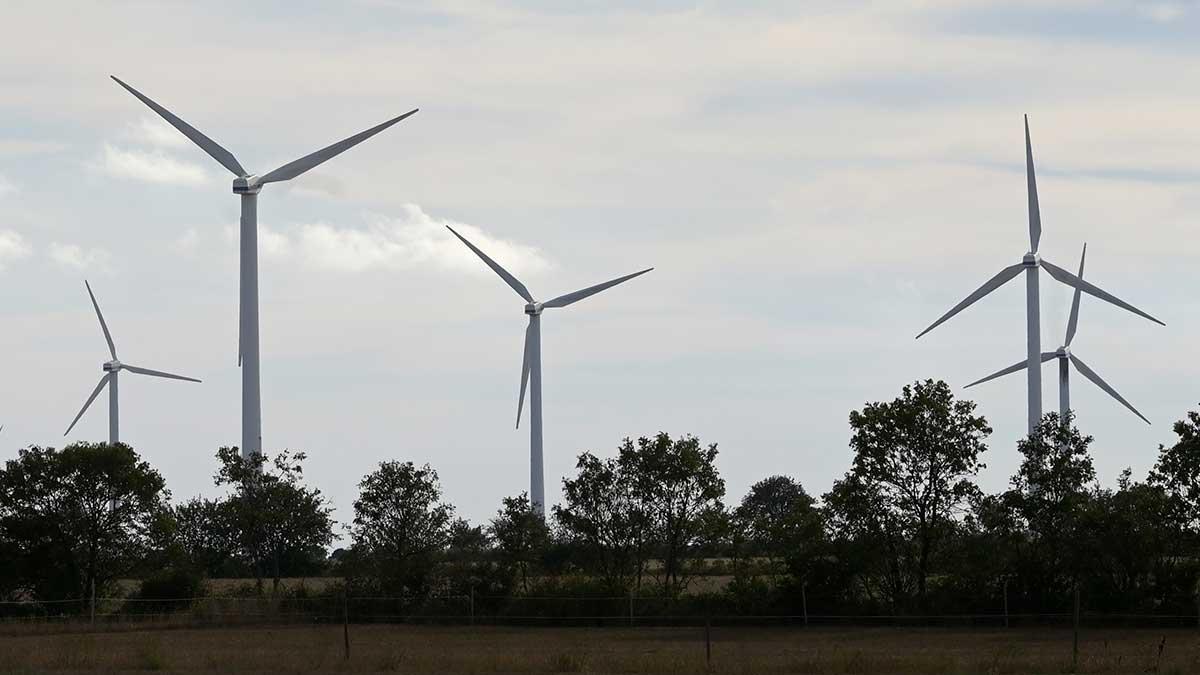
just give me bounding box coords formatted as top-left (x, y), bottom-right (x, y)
top-left (964, 244), bottom-right (1149, 425)
top-left (111, 76), bottom-right (417, 458)
top-left (447, 226), bottom-right (652, 516)
top-left (916, 116), bottom-right (1163, 434)
top-left (65, 281), bottom-right (201, 442)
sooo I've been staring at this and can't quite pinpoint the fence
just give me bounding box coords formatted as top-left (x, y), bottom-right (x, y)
top-left (3, 592), bottom-right (1200, 636)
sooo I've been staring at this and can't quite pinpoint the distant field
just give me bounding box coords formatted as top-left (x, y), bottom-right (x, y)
top-left (0, 624), bottom-right (1195, 673)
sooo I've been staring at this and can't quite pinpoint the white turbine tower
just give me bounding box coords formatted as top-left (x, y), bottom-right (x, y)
top-left (963, 244), bottom-right (1150, 425)
top-left (65, 281), bottom-right (201, 442)
top-left (447, 226), bottom-right (652, 516)
top-left (916, 116), bottom-right (1163, 434)
top-left (111, 76), bottom-right (417, 458)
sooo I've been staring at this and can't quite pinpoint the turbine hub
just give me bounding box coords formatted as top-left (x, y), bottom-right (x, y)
top-left (1022, 252), bottom-right (1040, 267)
top-left (524, 302), bottom-right (543, 316)
top-left (1056, 346), bottom-right (1070, 358)
top-left (232, 175), bottom-right (262, 194)
top-left (103, 359), bottom-right (122, 372)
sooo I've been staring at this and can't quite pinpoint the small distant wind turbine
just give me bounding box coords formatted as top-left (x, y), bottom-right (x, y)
top-left (65, 281), bottom-right (201, 442)
top-left (964, 244), bottom-right (1149, 425)
top-left (111, 76), bottom-right (417, 458)
top-left (916, 116), bottom-right (1163, 433)
top-left (447, 226), bottom-right (652, 516)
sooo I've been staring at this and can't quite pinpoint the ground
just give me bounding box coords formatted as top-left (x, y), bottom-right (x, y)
top-left (0, 624), bottom-right (1195, 673)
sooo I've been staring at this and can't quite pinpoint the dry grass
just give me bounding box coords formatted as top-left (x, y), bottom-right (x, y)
top-left (0, 624), bottom-right (1196, 673)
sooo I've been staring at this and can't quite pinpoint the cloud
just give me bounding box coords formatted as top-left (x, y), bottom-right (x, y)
top-left (94, 144), bottom-right (211, 186)
top-left (49, 242), bottom-right (111, 271)
top-left (1138, 2), bottom-right (1187, 22)
top-left (0, 230), bottom-right (32, 270)
top-left (125, 115), bottom-right (190, 149)
top-left (0, 174), bottom-right (15, 197)
top-left (292, 204), bottom-right (552, 275)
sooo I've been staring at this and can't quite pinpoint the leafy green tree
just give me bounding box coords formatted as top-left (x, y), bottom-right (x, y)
top-left (168, 497), bottom-right (240, 577)
top-left (621, 432), bottom-right (726, 597)
top-left (213, 447), bottom-right (334, 594)
top-left (1150, 408), bottom-right (1200, 530)
top-left (0, 443), bottom-right (168, 601)
top-left (734, 476), bottom-right (822, 581)
top-left (1007, 413), bottom-right (1098, 606)
top-left (554, 452), bottom-right (646, 594)
top-left (839, 379), bottom-right (990, 608)
top-left (490, 492), bottom-right (549, 593)
top-left (349, 461), bottom-right (453, 596)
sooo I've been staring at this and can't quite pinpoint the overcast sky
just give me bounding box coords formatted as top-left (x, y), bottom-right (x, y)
top-left (1, 0), bottom-right (1197, 531)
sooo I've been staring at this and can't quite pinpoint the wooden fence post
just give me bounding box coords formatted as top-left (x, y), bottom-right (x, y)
top-left (1072, 583), bottom-right (1080, 672)
top-left (1003, 578), bottom-right (1009, 629)
top-left (802, 581), bottom-right (809, 628)
top-left (343, 590), bottom-right (350, 661)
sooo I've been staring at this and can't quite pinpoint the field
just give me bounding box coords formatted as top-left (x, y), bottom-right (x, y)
top-left (0, 624), bottom-right (1196, 674)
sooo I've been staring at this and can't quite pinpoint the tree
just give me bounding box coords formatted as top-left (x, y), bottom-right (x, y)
top-left (554, 452), bottom-right (646, 594)
top-left (837, 380), bottom-right (990, 609)
top-left (169, 497), bottom-right (240, 577)
top-left (621, 433), bottom-right (726, 597)
top-left (729, 473), bottom-right (816, 562)
top-left (1150, 408), bottom-right (1200, 530)
top-left (0, 443), bottom-right (169, 601)
top-left (213, 447), bottom-right (334, 594)
top-left (490, 492), bottom-right (549, 594)
top-left (349, 461), bottom-right (453, 596)
top-left (1008, 413), bottom-right (1099, 605)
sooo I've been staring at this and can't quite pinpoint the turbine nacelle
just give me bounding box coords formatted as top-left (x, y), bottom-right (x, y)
top-left (1022, 252), bottom-right (1041, 267)
top-left (524, 302), bottom-right (544, 316)
top-left (232, 175), bottom-right (263, 194)
top-left (102, 359), bottom-right (123, 373)
top-left (1054, 346), bottom-right (1070, 359)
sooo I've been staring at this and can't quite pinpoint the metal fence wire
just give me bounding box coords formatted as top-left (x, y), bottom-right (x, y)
top-left (2, 592), bottom-right (1200, 635)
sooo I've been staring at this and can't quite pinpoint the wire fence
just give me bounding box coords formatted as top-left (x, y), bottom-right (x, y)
top-left (2, 593), bottom-right (1200, 636)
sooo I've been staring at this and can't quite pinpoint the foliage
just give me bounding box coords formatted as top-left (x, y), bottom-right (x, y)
top-left (212, 447), bottom-right (335, 594)
top-left (348, 461), bottom-right (453, 596)
top-left (489, 492), bottom-right (549, 593)
top-left (829, 380), bottom-right (990, 610)
top-left (0, 442), bottom-right (169, 601)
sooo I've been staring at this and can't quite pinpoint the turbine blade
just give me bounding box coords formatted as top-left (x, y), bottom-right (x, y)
top-left (1064, 243), bottom-right (1086, 346)
top-left (1070, 354), bottom-right (1150, 425)
top-left (445, 225), bottom-right (533, 302)
top-left (543, 268), bottom-right (653, 309)
top-left (1041, 259), bottom-right (1164, 327)
top-left (64, 374), bottom-right (111, 436)
top-left (915, 263), bottom-right (1024, 339)
top-left (110, 76), bottom-right (246, 177)
top-left (962, 354), bottom-right (1053, 389)
top-left (258, 109), bottom-right (419, 184)
top-left (1025, 115), bottom-right (1041, 253)
top-left (516, 322), bottom-right (534, 429)
top-left (123, 364), bottom-right (201, 383)
top-left (85, 280), bottom-right (117, 360)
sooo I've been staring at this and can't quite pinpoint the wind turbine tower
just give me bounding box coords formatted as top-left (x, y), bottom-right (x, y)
top-left (916, 116), bottom-right (1163, 434)
top-left (447, 226), bottom-right (652, 515)
top-left (111, 76), bottom-right (417, 457)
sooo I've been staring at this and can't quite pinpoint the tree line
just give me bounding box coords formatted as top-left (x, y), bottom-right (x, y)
top-left (3, 379), bottom-right (1200, 618)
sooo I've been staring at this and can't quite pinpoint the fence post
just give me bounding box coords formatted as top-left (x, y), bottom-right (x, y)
top-left (1003, 578), bottom-right (1009, 629)
top-left (90, 578), bottom-right (95, 627)
top-left (1072, 583), bottom-right (1080, 671)
top-left (801, 581), bottom-right (808, 628)
top-left (343, 590), bottom-right (350, 661)
top-left (705, 614), bottom-right (712, 667)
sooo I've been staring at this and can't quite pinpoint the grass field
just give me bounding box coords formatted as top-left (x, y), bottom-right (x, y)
top-left (0, 624), bottom-right (1196, 673)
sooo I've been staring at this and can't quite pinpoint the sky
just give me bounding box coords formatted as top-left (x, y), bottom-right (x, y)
top-left (1, 0), bottom-right (1198, 532)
